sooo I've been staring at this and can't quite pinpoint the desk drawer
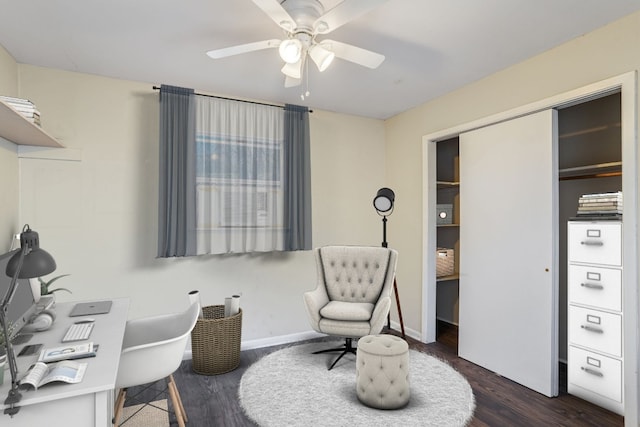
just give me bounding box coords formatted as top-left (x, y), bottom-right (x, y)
top-left (568, 305), bottom-right (622, 357)
top-left (568, 264), bottom-right (622, 312)
top-left (568, 222), bottom-right (621, 266)
top-left (568, 345), bottom-right (622, 403)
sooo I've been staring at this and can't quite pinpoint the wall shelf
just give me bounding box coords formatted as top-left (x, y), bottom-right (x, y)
top-left (437, 274), bottom-right (460, 282)
top-left (0, 99), bottom-right (63, 148)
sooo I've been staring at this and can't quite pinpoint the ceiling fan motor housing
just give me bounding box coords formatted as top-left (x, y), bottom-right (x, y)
top-left (281, 0), bottom-right (325, 34)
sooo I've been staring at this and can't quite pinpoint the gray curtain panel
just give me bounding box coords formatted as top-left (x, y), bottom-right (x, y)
top-left (283, 104), bottom-right (312, 251)
top-left (157, 84), bottom-right (197, 257)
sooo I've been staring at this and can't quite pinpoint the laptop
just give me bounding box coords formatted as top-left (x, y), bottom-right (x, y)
top-left (69, 300), bottom-right (113, 317)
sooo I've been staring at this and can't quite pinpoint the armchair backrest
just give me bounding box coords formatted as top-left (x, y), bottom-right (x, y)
top-left (316, 246), bottom-right (395, 304)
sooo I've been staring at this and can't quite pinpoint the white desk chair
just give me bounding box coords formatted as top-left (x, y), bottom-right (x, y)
top-left (113, 302), bottom-right (200, 427)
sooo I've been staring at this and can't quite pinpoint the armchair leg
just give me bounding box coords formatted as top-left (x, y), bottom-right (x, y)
top-left (313, 338), bottom-right (358, 370)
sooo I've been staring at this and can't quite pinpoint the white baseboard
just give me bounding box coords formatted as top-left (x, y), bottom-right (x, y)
top-left (389, 320), bottom-right (422, 342)
top-left (183, 330), bottom-right (325, 360)
top-left (182, 325), bottom-right (422, 361)
top-left (239, 330), bottom-right (325, 351)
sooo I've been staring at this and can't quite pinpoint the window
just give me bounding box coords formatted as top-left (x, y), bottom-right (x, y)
top-left (157, 85), bottom-right (311, 257)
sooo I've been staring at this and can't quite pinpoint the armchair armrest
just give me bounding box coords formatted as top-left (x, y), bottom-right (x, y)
top-left (303, 284), bottom-right (329, 332)
top-left (369, 296), bottom-right (392, 334)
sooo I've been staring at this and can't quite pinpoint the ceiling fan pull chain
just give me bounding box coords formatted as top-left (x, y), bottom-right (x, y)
top-left (301, 56), bottom-right (310, 100)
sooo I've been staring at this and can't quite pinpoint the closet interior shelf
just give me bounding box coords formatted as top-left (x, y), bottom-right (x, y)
top-left (559, 161), bottom-right (621, 181)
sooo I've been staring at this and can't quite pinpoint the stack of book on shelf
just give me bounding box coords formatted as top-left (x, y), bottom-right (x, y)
top-left (0, 95), bottom-right (41, 126)
top-left (577, 191), bottom-right (622, 217)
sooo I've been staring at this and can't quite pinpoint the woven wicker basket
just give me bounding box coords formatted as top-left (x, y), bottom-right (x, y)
top-left (191, 305), bottom-right (242, 375)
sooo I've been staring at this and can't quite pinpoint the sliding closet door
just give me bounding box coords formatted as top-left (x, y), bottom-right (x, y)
top-left (459, 109), bottom-right (559, 397)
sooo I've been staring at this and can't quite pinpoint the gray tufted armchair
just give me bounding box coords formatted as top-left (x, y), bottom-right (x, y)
top-left (303, 245), bottom-right (398, 370)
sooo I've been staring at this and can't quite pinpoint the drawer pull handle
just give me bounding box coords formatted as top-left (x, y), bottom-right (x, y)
top-left (581, 367), bottom-right (604, 377)
top-left (580, 240), bottom-right (604, 246)
top-left (581, 325), bottom-right (603, 333)
top-left (581, 283), bottom-right (604, 290)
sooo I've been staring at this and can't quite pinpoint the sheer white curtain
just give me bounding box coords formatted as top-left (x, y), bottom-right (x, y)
top-left (194, 96), bottom-right (285, 254)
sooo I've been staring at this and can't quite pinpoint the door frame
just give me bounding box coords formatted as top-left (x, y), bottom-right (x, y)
top-left (421, 72), bottom-right (638, 422)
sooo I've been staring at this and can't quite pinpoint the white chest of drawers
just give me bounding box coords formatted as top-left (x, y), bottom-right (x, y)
top-left (567, 220), bottom-right (623, 414)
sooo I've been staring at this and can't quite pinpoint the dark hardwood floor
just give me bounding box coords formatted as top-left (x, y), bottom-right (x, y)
top-left (125, 325), bottom-right (624, 426)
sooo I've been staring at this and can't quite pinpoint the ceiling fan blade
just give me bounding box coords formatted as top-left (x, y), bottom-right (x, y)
top-left (313, 0), bottom-right (388, 34)
top-left (252, 0), bottom-right (296, 32)
top-left (284, 76), bottom-right (301, 88)
top-left (206, 39), bottom-right (281, 59)
top-left (321, 40), bottom-right (385, 69)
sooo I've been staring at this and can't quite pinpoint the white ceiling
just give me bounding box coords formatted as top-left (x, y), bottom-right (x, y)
top-left (0, 0), bottom-right (639, 119)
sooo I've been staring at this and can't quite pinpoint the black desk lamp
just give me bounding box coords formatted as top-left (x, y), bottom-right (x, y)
top-left (373, 188), bottom-right (405, 338)
top-left (1, 224), bottom-right (56, 416)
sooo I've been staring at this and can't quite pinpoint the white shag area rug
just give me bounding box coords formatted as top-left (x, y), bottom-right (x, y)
top-left (239, 341), bottom-right (475, 427)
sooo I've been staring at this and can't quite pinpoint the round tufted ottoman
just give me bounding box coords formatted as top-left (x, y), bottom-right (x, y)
top-left (356, 334), bottom-right (410, 409)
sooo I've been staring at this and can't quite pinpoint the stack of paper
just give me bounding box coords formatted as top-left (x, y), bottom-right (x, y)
top-left (0, 95), bottom-right (41, 126)
top-left (577, 191), bottom-right (622, 217)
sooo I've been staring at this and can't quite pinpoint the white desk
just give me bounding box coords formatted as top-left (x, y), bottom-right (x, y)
top-left (1, 298), bottom-right (129, 426)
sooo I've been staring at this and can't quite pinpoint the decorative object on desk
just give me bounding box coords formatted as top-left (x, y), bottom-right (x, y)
top-left (576, 191), bottom-right (622, 217)
top-left (373, 187), bottom-right (405, 338)
top-left (239, 341), bottom-right (475, 427)
top-left (436, 247), bottom-right (455, 277)
top-left (39, 273), bottom-right (71, 296)
top-left (191, 305), bottom-right (242, 375)
top-left (20, 360), bottom-right (87, 390)
top-left (436, 203), bottom-right (453, 225)
top-left (0, 329), bottom-right (5, 355)
top-left (0, 224), bottom-right (57, 416)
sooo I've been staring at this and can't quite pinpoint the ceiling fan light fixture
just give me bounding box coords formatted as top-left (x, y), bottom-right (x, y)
top-left (309, 43), bottom-right (335, 72)
top-left (281, 60), bottom-right (302, 79)
top-left (279, 38), bottom-right (303, 63)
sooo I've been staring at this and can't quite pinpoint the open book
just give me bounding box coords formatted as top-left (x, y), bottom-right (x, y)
top-left (20, 360), bottom-right (87, 390)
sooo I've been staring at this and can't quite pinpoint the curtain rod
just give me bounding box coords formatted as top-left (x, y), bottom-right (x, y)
top-left (152, 86), bottom-right (312, 112)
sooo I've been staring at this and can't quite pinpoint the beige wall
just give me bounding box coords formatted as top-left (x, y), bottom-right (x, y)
top-left (0, 45), bottom-right (20, 249)
top-left (385, 11), bottom-right (640, 336)
top-left (2, 63), bottom-right (387, 343)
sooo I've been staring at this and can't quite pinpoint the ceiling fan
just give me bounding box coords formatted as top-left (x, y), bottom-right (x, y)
top-left (206, 0), bottom-right (388, 88)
